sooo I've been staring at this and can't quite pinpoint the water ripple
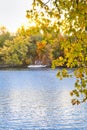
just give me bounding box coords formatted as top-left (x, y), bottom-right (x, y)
top-left (0, 69), bottom-right (87, 129)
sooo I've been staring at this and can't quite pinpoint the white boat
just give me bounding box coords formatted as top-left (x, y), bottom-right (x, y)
top-left (28, 65), bottom-right (47, 68)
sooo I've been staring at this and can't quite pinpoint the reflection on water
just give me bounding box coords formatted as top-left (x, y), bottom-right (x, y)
top-left (0, 69), bottom-right (87, 130)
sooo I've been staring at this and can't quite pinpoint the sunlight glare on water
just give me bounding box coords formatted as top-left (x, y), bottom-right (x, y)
top-left (0, 69), bottom-right (87, 130)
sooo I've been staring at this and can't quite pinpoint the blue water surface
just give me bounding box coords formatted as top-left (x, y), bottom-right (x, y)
top-left (0, 68), bottom-right (87, 130)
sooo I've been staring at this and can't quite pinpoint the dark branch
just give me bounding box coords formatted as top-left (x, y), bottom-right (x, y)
top-left (54, 0), bottom-right (60, 13)
top-left (44, 0), bottom-right (51, 5)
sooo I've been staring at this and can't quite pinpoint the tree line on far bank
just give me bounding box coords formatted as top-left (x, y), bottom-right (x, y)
top-left (0, 25), bottom-right (64, 67)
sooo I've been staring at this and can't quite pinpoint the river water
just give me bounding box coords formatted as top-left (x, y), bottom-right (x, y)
top-left (0, 68), bottom-right (87, 130)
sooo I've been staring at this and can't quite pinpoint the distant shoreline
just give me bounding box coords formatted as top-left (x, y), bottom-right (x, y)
top-left (0, 64), bottom-right (74, 70)
top-left (0, 64), bottom-right (27, 69)
top-left (0, 64), bottom-right (51, 69)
